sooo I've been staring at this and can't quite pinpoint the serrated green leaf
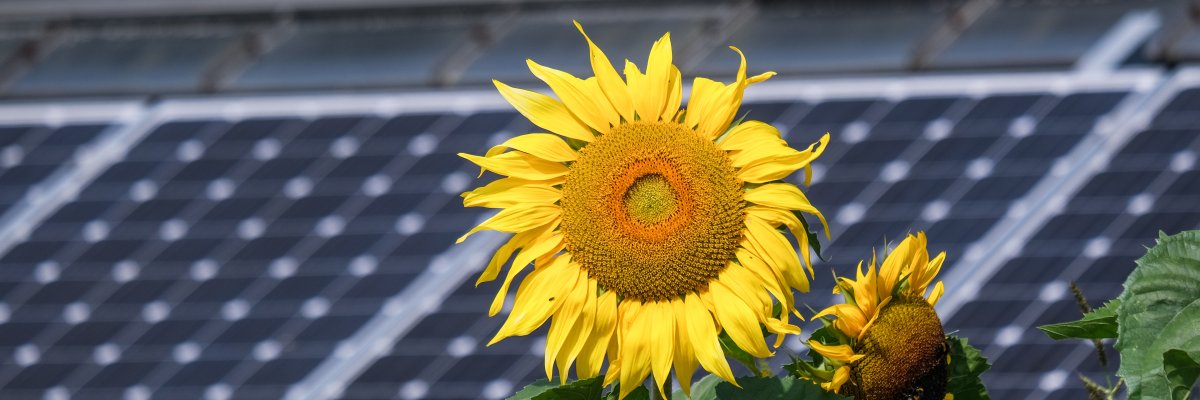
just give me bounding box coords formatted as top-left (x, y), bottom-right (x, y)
top-left (1163, 349), bottom-right (1200, 400)
top-left (946, 336), bottom-right (991, 400)
top-left (509, 378), bottom-right (604, 400)
top-left (534, 377), bottom-right (604, 400)
top-left (712, 375), bottom-right (848, 400)
top-left (1038, 299), bottom-right (1120, 340)
top-left (1116, 230), bottom-right (1200, 400)
top-left (672, 374), bottom-right (721, 400)
top-left (510, 379), bottom-right (559, 400)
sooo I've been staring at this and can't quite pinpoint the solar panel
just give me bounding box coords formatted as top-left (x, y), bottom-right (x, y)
top-left (342, 82), bottom-right (1140, 398)
top-left (0, 107), bottom-right (513, 398)
top-left (958, 84), bottom-right (1200, 399)
top-left (0, 71), bottom-right (1184, 400)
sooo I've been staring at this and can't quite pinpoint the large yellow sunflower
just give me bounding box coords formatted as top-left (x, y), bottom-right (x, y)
top-left (800, 232), bottom-right (949, 400)
top-left (457, 21), bottom-right (830, 398)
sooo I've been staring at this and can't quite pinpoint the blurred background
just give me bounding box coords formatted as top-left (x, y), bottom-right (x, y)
top-left (0, 0), bottom-right (1197, 399)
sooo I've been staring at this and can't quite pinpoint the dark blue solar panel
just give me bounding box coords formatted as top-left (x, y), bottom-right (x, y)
top-left (0, 83), bottom-right (1175, 399)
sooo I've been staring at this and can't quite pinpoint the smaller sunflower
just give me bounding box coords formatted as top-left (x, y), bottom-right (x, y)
top-left (794, 232), bottom-right (949, 400)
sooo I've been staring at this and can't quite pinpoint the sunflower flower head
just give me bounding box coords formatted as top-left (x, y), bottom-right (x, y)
top-left (457, 21), bottom-right (831, 399)
top-left (796, 232), bottom-right (950, 400)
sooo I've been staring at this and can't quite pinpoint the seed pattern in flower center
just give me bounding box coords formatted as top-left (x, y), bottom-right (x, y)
top-left (561, 121), bottom-right (744, 301)
top-left (623, 174), bottom-right (678, 225)
top-left (850, 297), bottom-right (948, 400)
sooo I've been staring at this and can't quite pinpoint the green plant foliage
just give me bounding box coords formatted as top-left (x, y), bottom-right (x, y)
top-left (1163, 349), bottom-right (1200, 400)
top-left (793, 211), bottom-right (826, 261)
top-left (672, 375), bottom-right (721, 400)
top-left (717, 332), bottom-right (761, 375)
top-left (1116, 231), bottom-right (1200, 399)
top-left (713, 376), bottom-right (847, 400)
top-left (1037, 300), bottom-right (1120, 340)
top-left (509, 377), bottom-right (603, 400)
top-left (946, 336), bottom-right (991, 400)
top-left (605, 385), bottom-right (649, 400)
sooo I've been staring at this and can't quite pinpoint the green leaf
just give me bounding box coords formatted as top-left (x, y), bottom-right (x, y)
top-left (509, 377), bottom-right (603, 400)
top-left (622, 385), bottom-right (650, 400)
top-left (718, 332), bottom-right (760, 375)
top-left (1038, 300), bottom-right (1120, 340)
top-left (712, 375), bottom-right (848, 400)
top-left (794, 211), bottom-right (826, 262)
top-left (672, 374), bottom-right (721, 400)
top-left (946, 336), bottom-right (991, 400)
top-left (1116, 230), bottom-right (1200, 400)
top-left (1163, 349), bottom-right (1200, 400)
top-left (510, 379), bottom-right (559, 400)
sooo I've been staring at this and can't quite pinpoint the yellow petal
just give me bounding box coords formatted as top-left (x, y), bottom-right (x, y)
top-left (476, 231), bottom-right (527, 286)
top-left (928, 281), bottom-right (945, 306)
top-left (743, 183), bottom-right (829, 240)
top-left (623, 60), bottom-right (645, 120)
top-left (748, 71), bottom-right (775, 84)
top-left (647, 302), bottom-right (675, 398)
top-left (456, 204), bottom-right (560, 243)
top-left (671, 299), bottom-right (698, 397)
top-left (913, 249), bottom-right (947, 295)
top-left (710, 280), bottom-right (771, 358)
top-left (824, 366), bottom-right (850, 393)
top-left (577, 289), bottom-right (617, 379)
top-left (717, 263), bottom-right (773, 319)
top-left (743, 216), bottom-right (807, 293)
top-left (574, 21), bottom-right (635, 123)
top-left (683, 293), bottom-right (737, 385)
top-left (463, 184), bottom-right (560, 209)
top-left (718, 121), bottom-right (785, 152)
top-left (459, 151), bottom-right (569, 181)
top-left (878, 234), bottom-right (918, 299)
top-left (735, 247), bottom-right (791, 314)
top-left (618, 301), bottom-right (653, 399)
top-left (661, 65), bottom-right (683, 122)
top-left (487, 223), bottom-right (560, 315)
top-left (528, 60), bottom-right (619, 133)
top-left (493, 80), bottom-right (594, 142)
top-left (814, 303), bottom-right (867, 339)
top-left (746, 206), bottom-right (814, 277)
top-left (736, 133), bottom-right (830, 183)
top-left (558, 280), bottom-right (599, 378)
top-left (684, 47), bottom-right (747, 139)
top-left (490, 255), bottom-right (577, 344)
top-left (683, 77), bottom-right (731, 139)
top-left (807, 341), bottom-right (863, 363)
top-left (637, 32), bottom-right (672, 122)
top-left (462, 177), bottom-right (561, 209)
top-left (485, 133), bottom-right (578, 162)
top-left (546, 271), bottom-right (592, 382)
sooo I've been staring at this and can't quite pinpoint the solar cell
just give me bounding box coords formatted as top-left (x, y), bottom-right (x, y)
top-left (0, 72), bottom-right (1182, 400)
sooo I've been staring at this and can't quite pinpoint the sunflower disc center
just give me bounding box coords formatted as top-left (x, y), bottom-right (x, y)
top-left (624, 174), bottom-right (678, 225)
top-left (561, 121), bottom-right (744, 301)
top-left (850, 297), bottom-right (948, 400)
